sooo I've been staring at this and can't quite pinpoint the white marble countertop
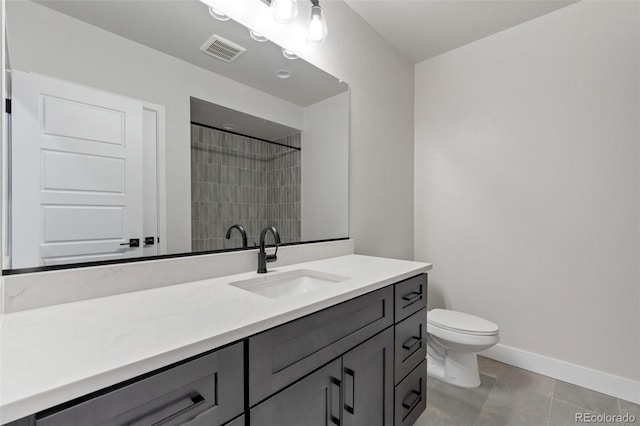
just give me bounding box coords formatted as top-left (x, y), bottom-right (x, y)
top-left (0, 254), bottom-right (431, 424)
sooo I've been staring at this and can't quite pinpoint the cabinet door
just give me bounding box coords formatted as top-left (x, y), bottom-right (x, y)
top-left (251, 359), bottom-right (342, 426)
top-left (342, 328), bottom-right (393, 426)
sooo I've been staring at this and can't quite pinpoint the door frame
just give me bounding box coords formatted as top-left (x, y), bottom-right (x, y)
top-left (143, 101), bottom-right (167, 256)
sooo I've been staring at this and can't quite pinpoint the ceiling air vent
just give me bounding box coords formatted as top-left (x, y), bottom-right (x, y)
top-left (200, 34), bottom-right (246, 63)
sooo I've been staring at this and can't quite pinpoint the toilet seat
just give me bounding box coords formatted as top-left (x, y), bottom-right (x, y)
top-left (428, 309), bottom-right (498, 336)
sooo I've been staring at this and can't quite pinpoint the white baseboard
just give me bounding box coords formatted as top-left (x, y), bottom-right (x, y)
top-left (481, 343), bottom-right (640, 405)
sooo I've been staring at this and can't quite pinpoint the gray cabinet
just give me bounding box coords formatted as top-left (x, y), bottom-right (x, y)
top-left (393, 275), bottom-right (428, 426)
top-left (394, 308), bottom-right (427, 384)
top-left (251, 359), bottom-right (342, 426)
top-left (342, 327), bottom-right (394, 426)
top-left (224, 416), bottom-right (245, 426)
top-left (248, 274), bottom-right (427, 426)
top-left (394, 275), bottom-right (427, 322)
top-left (3, 418), bottom-right (33, 426)
top-left (35, 343), bottom-right (244, 426)
top-left (394, 361), bottom-right (426, 426)
top-left (251, 327), bottom-right (394, 426)
top-left (249, 286), bottom-right (393, 406)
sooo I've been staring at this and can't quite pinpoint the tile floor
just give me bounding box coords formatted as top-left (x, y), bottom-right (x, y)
top-left (414, 356), bottom-right (640, 426)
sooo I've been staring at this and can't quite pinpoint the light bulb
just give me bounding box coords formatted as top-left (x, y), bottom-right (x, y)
top-left (306, 5), bottom-right (327, 45)
top-left (249, 29), bottom-right (269, 42)
top-left (271, 0), bottom-right (298, 24)
top-left (308, 15), bottom-right (323, 41)
top-left (208, 6), bottom-right (230, 21)
top-left (282, 48), bottom-right (298, 60)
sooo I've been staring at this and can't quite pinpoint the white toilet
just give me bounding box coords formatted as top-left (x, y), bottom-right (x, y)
top-left (426, 309), bottom-right (499, 388)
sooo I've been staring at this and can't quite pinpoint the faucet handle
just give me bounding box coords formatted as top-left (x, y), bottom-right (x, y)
top-left (266, 253), bottom-right (278, 263)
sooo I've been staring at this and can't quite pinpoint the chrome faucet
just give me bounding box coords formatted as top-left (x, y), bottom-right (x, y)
top-left (225, 224), bottom-right (248, 248)
top-left (257, 226), bottom-right (281, 274)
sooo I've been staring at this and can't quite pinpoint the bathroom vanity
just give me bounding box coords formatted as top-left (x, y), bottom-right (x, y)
top-left (1, 255), bottom-right (431, 426)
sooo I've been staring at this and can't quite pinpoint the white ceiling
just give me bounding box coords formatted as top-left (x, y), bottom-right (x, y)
top-left (343, 0), bottom-right (576, 63)
top-left (32, 0), bottom-right (347, 106)
top-left (191, 97), bottom-right (301, 140)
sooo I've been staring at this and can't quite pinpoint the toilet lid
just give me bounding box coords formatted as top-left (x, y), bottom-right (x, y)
top-left (427, 309), bottom-right (499, 335)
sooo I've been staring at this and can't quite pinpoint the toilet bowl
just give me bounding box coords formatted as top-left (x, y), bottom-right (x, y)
top-left (426, 309), bottom-right (499, 388)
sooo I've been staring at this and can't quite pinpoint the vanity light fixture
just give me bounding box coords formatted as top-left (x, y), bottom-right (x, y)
top-left (306, 0), bottom-right (327, 45)
top-left (271, 0), bottom-right (298, 24)
top-left (249, 29), bottom-right (269, 42)
top-left (208, 6), bottom-right (230, 21)
top-left (282, 48), bottom-right (298, 60)
top-left (265, 0), bottom-right (328, 45)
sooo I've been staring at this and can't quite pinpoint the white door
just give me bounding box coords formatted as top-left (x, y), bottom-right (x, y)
top-left (11, 70), bottom-right (144, 268)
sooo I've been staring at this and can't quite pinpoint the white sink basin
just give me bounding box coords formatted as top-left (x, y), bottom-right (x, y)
top-left (229, 269), bottom-right (350, 299)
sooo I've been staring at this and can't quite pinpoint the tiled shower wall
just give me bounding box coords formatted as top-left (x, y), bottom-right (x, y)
top-left (191, 124), bottom-right (301, 251)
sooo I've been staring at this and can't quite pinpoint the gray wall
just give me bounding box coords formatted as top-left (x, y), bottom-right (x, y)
top-left (190, 125), bottom-right (300, 251)
top-left (414, 1), bottom-right (640, 382)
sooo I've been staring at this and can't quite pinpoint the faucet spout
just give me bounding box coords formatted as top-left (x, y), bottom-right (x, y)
top-left (257, 226), bottom-right (281, 274)
top-left (225, 224), bottom-right (248, 248)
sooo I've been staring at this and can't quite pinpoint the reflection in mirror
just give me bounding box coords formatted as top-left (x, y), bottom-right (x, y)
top-left (190, 99), bottom-right (302, 251)
top-left (3, 0), bottom-right (349, 271)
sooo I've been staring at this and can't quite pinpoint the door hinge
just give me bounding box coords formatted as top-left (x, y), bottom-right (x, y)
top-left (5, 98), bottom-right (11, 114)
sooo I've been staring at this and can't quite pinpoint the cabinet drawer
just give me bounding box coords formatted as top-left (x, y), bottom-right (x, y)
top-left (394, 308), bottom-right (426, 384)
top-left (394, 275), bottom-right (427, 322)
top-left (394, 361), bottom-right (426, 426)
top-left (249, 286), bottom-right (394, 406)
top-left (36, 343), bottom-right (244, 426)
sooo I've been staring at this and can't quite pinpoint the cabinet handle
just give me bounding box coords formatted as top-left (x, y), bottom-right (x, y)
top-left (128, 394), bottom-right (205, 426)
top-left (402, 291), bottom-right (421, 302)
top-left (344, 367), bottom-right (355, 415)
top-left (329, 376), bottom-right (341, 425)
top-left (401, 389), bottom-right (421, 413)
top-left (402, 336), bottom-right (421, 352)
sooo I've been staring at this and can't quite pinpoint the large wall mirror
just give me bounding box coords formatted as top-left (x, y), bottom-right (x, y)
top-left (3, 0), bottom-right (349, 272)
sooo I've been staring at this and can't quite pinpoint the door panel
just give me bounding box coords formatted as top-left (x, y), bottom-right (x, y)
top-left (11, 70), bottom-right (144, 268)
top-left (41, 95), bottom-right (125, 145)
top-left (42, 205), bottom-right (124, 242)
top-left (42, 151), bottom-right (124, 193)
top-left (342, 328), bottom-right (394, 426)
top-left (251, 358), bottom-right (342, 426)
